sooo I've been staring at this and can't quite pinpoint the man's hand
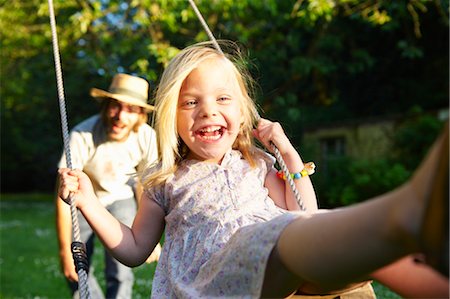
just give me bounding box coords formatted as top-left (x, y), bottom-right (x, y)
top-left (146, 243), bottom-right (162, 264)
top-left (60, 250), bottom-right (78, 282)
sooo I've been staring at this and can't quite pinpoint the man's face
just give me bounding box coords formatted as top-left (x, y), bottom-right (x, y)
top-left (105, 100), bottom-right (143, 142)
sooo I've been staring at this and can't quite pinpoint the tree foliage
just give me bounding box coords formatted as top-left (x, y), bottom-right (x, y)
top-left (1, 0), bottom-right (448, 193)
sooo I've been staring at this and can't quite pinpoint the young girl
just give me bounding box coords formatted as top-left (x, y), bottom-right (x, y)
top-left (58, 41), bottom-right (448, 298)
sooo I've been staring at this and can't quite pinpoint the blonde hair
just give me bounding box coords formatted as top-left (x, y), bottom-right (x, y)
top-left (144, 41), bottom-right (261, 188)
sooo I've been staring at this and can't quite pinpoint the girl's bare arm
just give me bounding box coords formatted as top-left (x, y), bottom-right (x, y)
top-left (58, 168), bottom-right (165, 267)
top-left (254, 119), bottom-right (318, 211)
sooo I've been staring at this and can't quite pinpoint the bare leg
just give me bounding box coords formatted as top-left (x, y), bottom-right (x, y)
top-left (372, 255), bottom-right (449, 298)
top-left (279, 185), bottom-right (416, 291)
top-left (261, 244), bottom-right (303, 298)
top-left (261, 123), bottom-right (448, 296)
top-left (261, 244), bottom-right (370, 298)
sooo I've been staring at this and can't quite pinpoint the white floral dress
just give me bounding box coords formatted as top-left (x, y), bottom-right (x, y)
top-left (148, 150), bottom-right (299, 298)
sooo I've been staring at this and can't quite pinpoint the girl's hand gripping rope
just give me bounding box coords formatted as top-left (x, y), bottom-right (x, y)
top-left (253, 118), bottom-right (318, 211)
top-left (58, 168), bottom-right (96, 209)
top-left (253, 118), bottom-right (296, 157)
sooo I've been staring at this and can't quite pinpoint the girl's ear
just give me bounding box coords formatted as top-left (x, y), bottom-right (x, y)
top-left (239, 106), bottom-right (245, 125)
top-left (239, 115), bottom-right (246, 135)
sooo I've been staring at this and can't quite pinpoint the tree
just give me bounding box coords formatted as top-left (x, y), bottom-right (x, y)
top-left (1, 0), bottom-right (448, 192)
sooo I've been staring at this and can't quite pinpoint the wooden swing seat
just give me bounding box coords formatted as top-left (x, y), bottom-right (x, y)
top-left (291, 281), bottom-right (376, 299)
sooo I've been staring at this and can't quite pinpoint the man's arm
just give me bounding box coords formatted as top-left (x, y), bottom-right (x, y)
top-left (55, 176), bottom-right (78, 282)
top-left (135, 181), bottom-right (144, 206)
top-left (134, 180), bottom-right (162, 263)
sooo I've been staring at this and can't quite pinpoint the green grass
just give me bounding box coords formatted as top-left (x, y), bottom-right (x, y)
top-left (0, 194), bottom-right (156, 299)
top-left (0, 193), bottom-right (401, 298)
top-left (372, 282), bottom-right (401, 299)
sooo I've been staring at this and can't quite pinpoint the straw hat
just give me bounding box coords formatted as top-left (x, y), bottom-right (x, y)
top-left (90, 73), bottom-right (154, 111)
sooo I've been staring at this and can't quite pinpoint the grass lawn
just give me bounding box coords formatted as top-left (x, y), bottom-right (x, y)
top-left (0, 194), bottom-right (156, 299)
top-left (0, 193), bottom-right (401, 298)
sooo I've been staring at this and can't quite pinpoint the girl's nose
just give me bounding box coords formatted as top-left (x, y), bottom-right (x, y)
top-left (199, 101), bottom-right (217, 118)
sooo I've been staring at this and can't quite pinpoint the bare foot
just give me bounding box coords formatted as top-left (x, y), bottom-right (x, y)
top-left (410, 122), bottom-right (449, 277)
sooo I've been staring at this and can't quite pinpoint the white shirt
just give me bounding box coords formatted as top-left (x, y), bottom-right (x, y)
top-left (58, 114), bottom-right (158, 206)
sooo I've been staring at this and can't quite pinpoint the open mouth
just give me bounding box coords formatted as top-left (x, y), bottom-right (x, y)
top-left (111, 122), bottom-right (126, 133)
top-left (195, 125), bottom-right (225, 141)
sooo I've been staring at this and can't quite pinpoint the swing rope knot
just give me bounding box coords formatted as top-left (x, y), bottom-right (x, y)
top-left (71, 241), bottom-right (89, 274)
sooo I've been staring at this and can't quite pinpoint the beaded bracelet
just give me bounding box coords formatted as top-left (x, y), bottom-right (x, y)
top-left (276, 162), bottom-right (316, 180)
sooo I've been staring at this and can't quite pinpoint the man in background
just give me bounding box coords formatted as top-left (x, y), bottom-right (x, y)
top-left (56, 73), bottom-right (160, 299)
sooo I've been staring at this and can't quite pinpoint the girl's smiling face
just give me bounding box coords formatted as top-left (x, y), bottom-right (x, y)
top-left (177, 58), bottom-right (244, 163)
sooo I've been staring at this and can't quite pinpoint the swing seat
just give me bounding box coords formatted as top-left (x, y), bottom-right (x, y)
top-left (291, 281), bottom-right (376, 299)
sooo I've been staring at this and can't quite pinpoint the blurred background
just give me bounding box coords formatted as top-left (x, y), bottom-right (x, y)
top-left (1, 0), bottom-right (448, 297)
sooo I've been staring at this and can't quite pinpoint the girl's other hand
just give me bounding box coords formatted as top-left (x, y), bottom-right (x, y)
top-left (253, 118), bottom-right (293, 155)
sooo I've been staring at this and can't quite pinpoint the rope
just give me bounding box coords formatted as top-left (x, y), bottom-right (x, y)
top-left (271, 145), bottom-right (305, 210)
top-left (187, 0), bottom-right (305, 210)
top-left (188, 0), bottom-right (223, 55)
top-left (47, 1), bottom-right (91, 298)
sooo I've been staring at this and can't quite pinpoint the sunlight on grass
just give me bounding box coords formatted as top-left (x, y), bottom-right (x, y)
top-left (0, 194), bottom-right (156, 298)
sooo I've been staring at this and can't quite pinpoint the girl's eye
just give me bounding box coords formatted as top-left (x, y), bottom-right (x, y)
top-left (182, 99), bottom-right (197, 107)
top-left (217, 97), bottom-right (231, 103)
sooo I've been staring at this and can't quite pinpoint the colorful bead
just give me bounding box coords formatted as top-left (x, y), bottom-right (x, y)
top-left (303, 162), bottom-right (316, 175)
top-left (276, 162), bottom-right (316, 181)
top-left (276, 171), bottom-right (284, 180)
top-left (293, 172), bottom-right (302, 179)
